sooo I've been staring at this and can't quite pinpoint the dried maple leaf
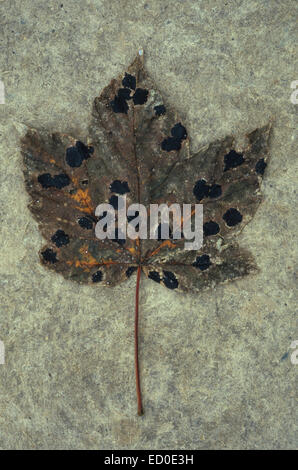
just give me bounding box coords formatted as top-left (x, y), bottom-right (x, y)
top-left (22, 53), bottom-right (271, 415)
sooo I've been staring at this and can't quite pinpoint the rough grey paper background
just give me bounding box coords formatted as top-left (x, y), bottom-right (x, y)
top-left (0, 0), bottom-right (297, 449)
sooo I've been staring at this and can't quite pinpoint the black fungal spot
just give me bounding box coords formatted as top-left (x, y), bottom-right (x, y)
top-left (51, 229), bottom-right (70, 247)
top-left (92, 271), bottom-right (103, 283)
top-left (161, 122), bottom-right (187, 152)
top-left (76, 141), bottom-right (94, 158)
top-left (193, 254), bottom-right (211, 271)
top-left (109, 195), bottom-right (119, 210)
top-left (66, 141), bottom-right (93, 168)
top-left (163, 271), bottom-right (178, 289)
top-left (109, 180), bottom-right (130, 195)
top-left (157, 223), bottom-right (173, 241)
top-left (38, 173), bottom-right (70, 189)
top-left (126, 266), bottom-right (137, 278)
top-left (133, 88), bottom-right (149, 105)
top-left (223, 208), bottom-right (243, 226)
top-left (117, 88), bottom-right (132, 100)
top-left (161, 137), bottom-right (182, 152)
top-left (203, 221), bottom-right (220, 236)
top-left (41, 248), bottom-right (57, 263)
top-left (224, 149), bottom-right (244, 171)
top-left (255, 158), bottom-right (267, 175)
top-left (171, 123), bottom-right (187, 141)
top-left (122, 73), bottom-right (136, 90)
top-left (112, 228), bottom-right (126, 245)
top-left (148, 271), bottom-right (161, 283)
top-left (110, 94), bottom-right (129, 114)
top-left (78, 217), bottom-right (93, 230)
top-left (208, 184), bottom-right (222, 199)
top-left (66, 147), bottom-right (82, 167)
top-left (154, 104), bottom-right (166, 116)
top-left (193, 180), bottom-right (222, 201)
top-left (110, 83), bottom-right (135, 114)
top-left (193, 179), bottom-right (209, 201)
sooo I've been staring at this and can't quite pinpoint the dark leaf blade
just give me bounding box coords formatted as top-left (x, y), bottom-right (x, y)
top-left (39, 235), bottom-right (136, 286)
top-left (143, 244), bottom-right (257, 293)
top-left (22, 54), bottom-right (271, 292)
top-left (22, 128), bottom-right (137, 284)
top-left (142, 123), bottom-right (271, 268)
top-left (89, 55), bottom-right (190, 208)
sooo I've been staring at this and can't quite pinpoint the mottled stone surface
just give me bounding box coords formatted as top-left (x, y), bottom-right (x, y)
top-left (0, 0), bottom-right (297, 449)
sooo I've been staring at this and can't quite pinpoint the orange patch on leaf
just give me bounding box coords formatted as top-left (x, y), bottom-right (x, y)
top-left (66, 247), bottom-right (117, 271)
top-left (128, 247), bottom-right (136, 255)
top-left (70, 188), bottom-right (94, 214)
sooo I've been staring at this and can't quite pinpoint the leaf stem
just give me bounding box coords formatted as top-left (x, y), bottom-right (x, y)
top-left (135, 265), bottom-right (143, 416)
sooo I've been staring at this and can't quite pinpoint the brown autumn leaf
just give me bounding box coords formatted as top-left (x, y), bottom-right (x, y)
top-left (21, 53), bottom-right (271, 415)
